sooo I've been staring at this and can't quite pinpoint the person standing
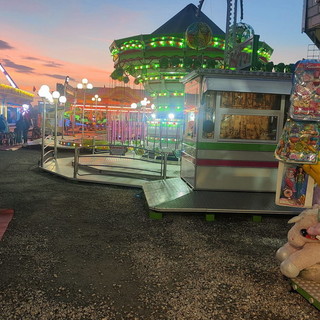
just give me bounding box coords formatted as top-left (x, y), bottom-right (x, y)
top-left (0, 115), bottom-right (9, 133)
top-left (15, 114), bottom-right (31, 144)
top-left (22, 114), bottom-right (31, 144)
top-left (15, 117), bottom-right (23, 143)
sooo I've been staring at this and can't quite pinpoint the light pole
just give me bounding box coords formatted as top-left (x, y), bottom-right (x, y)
top-left (131, 98), bottom-right (150, 146)
top-left (140, 97), bottom-right (150, 147)
top-left (77, 78), bottom-right (93, 141)
top-left (38, 85), bottom-right (53, 166)
top-left (131, 97), bottom-right (150, 146)
top-left (52, 91), bottom-right (67, 159)
top-left (72, 88), bottom-right (78, 136)
top-left (61, 75), bottom-right (69, 139)
top-left (92, 94), bottom-right (101, 132)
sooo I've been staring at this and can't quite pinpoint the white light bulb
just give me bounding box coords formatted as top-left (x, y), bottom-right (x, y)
top-left (38, 85), bottom-right (50, 98)
top-left (52, 91), bottom-right (60, 99)
top-left (45, 91), bottom-right (53, 101)
top-left (59, 96), bottom-right (67, 103)
top-left (168, 113), bottom-right (174, 120)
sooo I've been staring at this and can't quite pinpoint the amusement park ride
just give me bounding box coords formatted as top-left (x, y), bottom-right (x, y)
top-left (36, 0), bottom-right (320, 309)
top-left (40, 2), bottom-right (302, 210)
top-left (0, 63), bottom-right (33, 122)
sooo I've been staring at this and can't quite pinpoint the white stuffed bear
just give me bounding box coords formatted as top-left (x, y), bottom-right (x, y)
top-left (276, 205), bottom-right (320, 281)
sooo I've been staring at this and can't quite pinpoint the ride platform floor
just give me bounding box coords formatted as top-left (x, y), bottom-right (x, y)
top-left (41, 156), bottom-right (301, 216)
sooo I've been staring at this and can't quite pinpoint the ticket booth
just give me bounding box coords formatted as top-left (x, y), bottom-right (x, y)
top-left (181, 69), bottom-right (292, 192)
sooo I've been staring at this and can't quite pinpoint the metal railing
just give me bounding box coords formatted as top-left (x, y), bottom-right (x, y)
top-left (72, 144), bottom-right (170, 181)
top-left (40, 135), bottom-right (55, 165)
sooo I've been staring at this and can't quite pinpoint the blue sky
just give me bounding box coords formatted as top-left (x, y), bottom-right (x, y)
top-left (0, 0), bottom-right (312, 91)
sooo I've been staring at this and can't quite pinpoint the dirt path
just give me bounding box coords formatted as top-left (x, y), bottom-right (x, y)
top-left (0, 148), bottom-right (318, 319)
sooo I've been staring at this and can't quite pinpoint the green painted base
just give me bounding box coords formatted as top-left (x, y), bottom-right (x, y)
top-left (291, 279), bottom-right (320, 310)
top-left (149, 211), bottom-right (163, 220)
top-left (252, 215), bottom-right (262, 222)
top-left (206, 214), bottom-right (215, 221)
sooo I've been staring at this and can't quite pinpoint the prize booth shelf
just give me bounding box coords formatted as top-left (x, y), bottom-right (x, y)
top-left (170, 68), bottom-right (302, 215)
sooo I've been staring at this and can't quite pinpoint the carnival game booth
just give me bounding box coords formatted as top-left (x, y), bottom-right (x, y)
top-left (181, 69), bottom-right (292, 192)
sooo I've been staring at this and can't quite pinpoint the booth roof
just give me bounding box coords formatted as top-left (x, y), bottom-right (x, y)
top-left (0, 83), bottom-right (34, 106)
top-left (152, 3), bottom-right (225, 36)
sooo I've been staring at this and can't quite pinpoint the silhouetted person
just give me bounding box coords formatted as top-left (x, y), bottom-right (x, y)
top-left (0, 115), bottom-right (9, 133)
top-left (15, 114), bottom-right (31, 144)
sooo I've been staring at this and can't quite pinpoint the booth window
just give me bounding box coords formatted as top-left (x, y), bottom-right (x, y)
top-left (202, 92), bottom-right (216, 139)
top-left (184, 78), bottom-right (200, 141)
top-left (220, 114), bottom-right (278, 140)
top-left (218, 91), bottom-right (281, 141)
top-left (221, 92), bottom-right (281, 110)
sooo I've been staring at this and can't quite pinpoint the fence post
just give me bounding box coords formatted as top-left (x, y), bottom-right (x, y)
top-left (162, 149), bottom-right (169, 180)
top-left (73, 146), bottom-right (79, 178)
top-left (92, 136), bottom-right (95, 154)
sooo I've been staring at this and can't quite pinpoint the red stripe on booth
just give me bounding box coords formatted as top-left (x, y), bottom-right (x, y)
top-left (196, 159), bottom-right (278, 168)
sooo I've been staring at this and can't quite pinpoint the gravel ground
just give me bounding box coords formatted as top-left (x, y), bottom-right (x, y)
top-left (0, 147), bottom-right (319, 320)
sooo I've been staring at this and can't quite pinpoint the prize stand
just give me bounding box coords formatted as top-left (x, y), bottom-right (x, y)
top-left (182, 69), bottom-right (292, 193)
top-left (143, 68), bottom-right (304, 219)
top-left (274, 60), bottom-right (320, 310)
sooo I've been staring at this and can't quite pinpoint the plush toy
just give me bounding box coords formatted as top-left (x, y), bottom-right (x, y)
top-left (276, 205), bottom-right (320, 282)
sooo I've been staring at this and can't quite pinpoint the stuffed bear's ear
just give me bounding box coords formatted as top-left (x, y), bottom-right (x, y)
top-left (288, 216), bottom-right (301, 224)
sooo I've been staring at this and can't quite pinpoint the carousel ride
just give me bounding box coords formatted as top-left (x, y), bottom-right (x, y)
top-left (108, 0), bottom-right (278, 154)
top-left (49, 0), bottom-right (282, 156)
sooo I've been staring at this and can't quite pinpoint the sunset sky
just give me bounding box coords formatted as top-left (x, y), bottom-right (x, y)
top-left (0, 0), bottom-right (311, 93)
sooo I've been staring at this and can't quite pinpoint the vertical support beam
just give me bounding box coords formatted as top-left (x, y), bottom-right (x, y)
top-left (224, 0), bottom-right (238, 68)
top-left (73, 146), bottom-right (79, 179)
top-left (40, 100), bottom-right (46, 167)
top-left (92, 136), bottom-right (95, 154)
top-left (251, 35), bottom-right (260, 69)
top-left (54, 101), bottom-right (58, 160)
top-left (162, 150), bottom-right (168, 180)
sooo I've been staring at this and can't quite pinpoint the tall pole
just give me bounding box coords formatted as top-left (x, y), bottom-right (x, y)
top-left (224, 0), bottom-right (238, 68)
top-left (92, 95), bottom-right (101, 133)
top-left (41, 99), bottom-right (46, 166)
top-left (94, 99), bottom-right (97, 131)
top-left (77, 78), bottom-right (92, 142)
top-left (54, 100), bottom-right (58, 159)
top-left (139, 98), bottom-right (150, 148)
top-left (61, 76), bottom-right (69, 139)
top-left (52, 91), bottom-right (66, 160)
top-left (106, 105), bottom-right (108, 143)
top-left (82, 88), bottom-right (86, 141)
top-left (38, 85), bottom-right (53, 165)
top-left (72, 89), bottom-right (77, 136)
